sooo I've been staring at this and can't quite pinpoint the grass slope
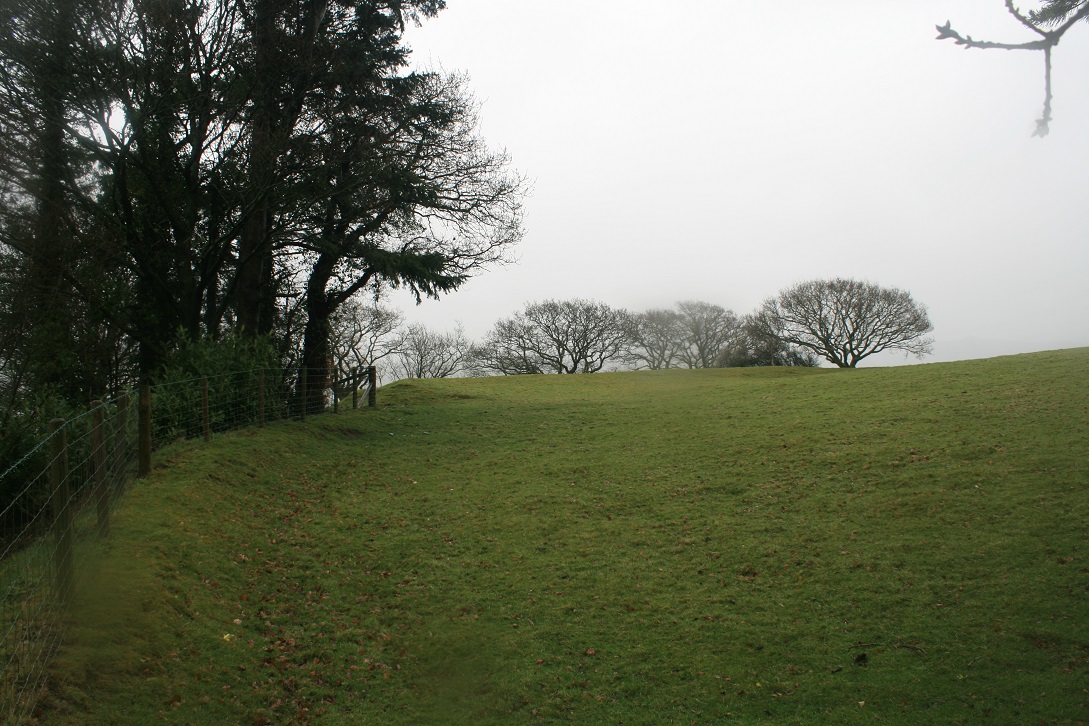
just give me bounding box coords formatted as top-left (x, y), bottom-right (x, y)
top-left (40, 349), bottom-right (1089, 724)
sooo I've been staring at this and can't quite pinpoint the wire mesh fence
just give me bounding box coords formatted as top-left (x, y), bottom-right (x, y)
top-left (0, 365), bottom-right (375, 723)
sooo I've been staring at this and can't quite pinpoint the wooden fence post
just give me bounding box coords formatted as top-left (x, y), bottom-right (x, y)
top-left (258, 370), bottom-right (266, 427)
top-left (112, 393), bottom-right (129, 496)
top-left (138, 383), bottom-right (151, 477)
top-left (201, 377), bottom-right (210, 440)
top-left (367, 366), bottom-right (377, 408)
top-left (351, 370), bottom-right (359, 411)
top-left (49, 419), bottom-right (74, 604)
top-left (92, 402), bottom-right (109, 538)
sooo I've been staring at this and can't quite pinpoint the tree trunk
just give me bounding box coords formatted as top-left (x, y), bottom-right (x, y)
top-left (236, 0), bottom-right (280, 337)
top-left (301, 307), bottom-right (332, 416)
top-left (237, 194), bottom-right (275, 336)
top-left (300, 253), bottom-right (337, 416)
top-left (26, 0), bottom-right (79, 397)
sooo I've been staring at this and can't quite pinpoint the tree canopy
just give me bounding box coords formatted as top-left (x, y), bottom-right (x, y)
top-left (753, 279), bottom-right (933, 368)
top-left (475, 299), bottom-right (631, 375)
top-left (674, 300), bottom-right (740, 369)
top-left (0, 0), bottom-right (524, 414)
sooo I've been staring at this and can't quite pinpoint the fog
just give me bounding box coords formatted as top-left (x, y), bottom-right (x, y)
top-left (391, 1), bottom-right (1089, 365)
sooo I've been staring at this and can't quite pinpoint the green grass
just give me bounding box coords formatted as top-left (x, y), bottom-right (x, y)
top-left (38, 349), bottom-right (1089, 724)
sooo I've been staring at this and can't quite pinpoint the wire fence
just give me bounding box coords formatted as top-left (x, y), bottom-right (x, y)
top-left (0, 365), bottom-right (376, 723)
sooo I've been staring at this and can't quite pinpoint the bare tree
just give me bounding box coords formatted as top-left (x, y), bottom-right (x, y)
top-left (752, 278), bottom-right (933, 368)
top-left (391, 323), bottom-right (472, 380)
top-left (329, 297), bottom-right (403, 382)
top-left (937, 1), bottom-right (1089, 136)
top-left (475, 299), bottom-right (631, 375)
top-left (469, 316), bottom-right (544, 375)
top-left (626, 308), bottom-right (684, 370)
top-left (675, 300), bottom-right (741, 369)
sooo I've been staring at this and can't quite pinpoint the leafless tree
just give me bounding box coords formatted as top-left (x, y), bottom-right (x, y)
top-left (937, 1), bottom-right (1089, 136)
top-left (475, 299), bottom-right (631, 375)
top-left (626, 308), bottom-right (684, 370)
top-left (329, 297), bottom-right (403, 383)
top-left (469, 316), bottom-right (544, 375)
top-left (675, 300), bottom-right (741, 369)
top-left (752, 278), bottom-right (933, 368)
top-left (390, 323), bottom-right (472, 380)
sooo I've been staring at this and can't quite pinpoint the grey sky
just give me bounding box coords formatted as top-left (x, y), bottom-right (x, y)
top-left (393, 1), bottom-right (1089, 365)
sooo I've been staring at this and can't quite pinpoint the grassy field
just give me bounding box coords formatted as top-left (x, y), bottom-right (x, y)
top-left (38, 349), bottom-right (1089, 724)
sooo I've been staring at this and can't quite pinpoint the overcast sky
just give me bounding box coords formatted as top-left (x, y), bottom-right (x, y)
top-left (391, 1), bottom-right (1089, 365)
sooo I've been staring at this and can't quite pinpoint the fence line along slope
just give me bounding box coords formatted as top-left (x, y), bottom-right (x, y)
top-left (0, 365), bottom-right (375, 723)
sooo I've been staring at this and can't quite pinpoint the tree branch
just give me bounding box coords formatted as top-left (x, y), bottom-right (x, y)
top-left (937, 1), bottom-right (1089, 136)
top-left (935, 20), bottom-right (1052, 50)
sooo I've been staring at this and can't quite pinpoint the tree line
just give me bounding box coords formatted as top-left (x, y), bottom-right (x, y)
top-left (352, 278), bottom-right (934, 382)
top-left (0, 1), bottom-right (525, 451)
top-left (0, 0), bottom-right (960, 468)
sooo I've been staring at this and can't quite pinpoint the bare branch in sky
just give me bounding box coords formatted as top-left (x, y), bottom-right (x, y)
top-left (937, 1), bottom-right (1089, 135)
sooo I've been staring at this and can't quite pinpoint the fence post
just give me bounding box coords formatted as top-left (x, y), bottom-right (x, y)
top-left (258, 370), bottom-right (266, 427)
top-left (201, 377), bottom-right (210, 440)
top-left (113, 393), bottom-right (129, 496)
top-left (351, 370), bottom-right (359, 411)
top-left (92, 402), bottom-right (109, 538)
top-left (367, 366), bottom-right (377, 408)
top-left (138, 383), bottom-right (152, 477)
top-left (49, 419), bottom-right (74, 604)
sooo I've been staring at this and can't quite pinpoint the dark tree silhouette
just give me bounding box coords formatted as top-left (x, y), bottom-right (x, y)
top-left (0, 0), bottom-right (522, 402)
top-left (292, 69), bottom-right (524, 412)
top-left (236, 0), bottom-right (448, 337)
top-left (720, 316), bottom-right (820, 368)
